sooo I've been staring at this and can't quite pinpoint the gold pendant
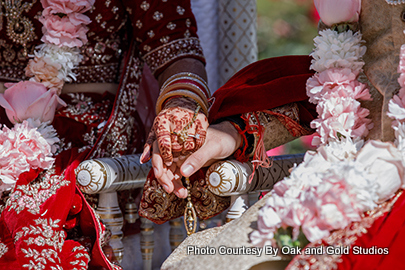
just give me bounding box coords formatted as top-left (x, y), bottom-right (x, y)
top-left (4, 0), bottom-right (37, 57)
top-left (183, 177), bottom-right (197, 236)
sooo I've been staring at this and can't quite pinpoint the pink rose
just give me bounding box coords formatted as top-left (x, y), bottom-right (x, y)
top-left (40, 14), bottom-right (89, 47)
top-left (0, 81), bottom-right (66, 124)
top-left (41, 0), bottom-right (95, 15)
top-left (314, 0), bottom-right (361, 26)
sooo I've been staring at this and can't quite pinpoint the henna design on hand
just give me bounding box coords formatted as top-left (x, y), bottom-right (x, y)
top-left (146, 96), bottom-right (208, 166)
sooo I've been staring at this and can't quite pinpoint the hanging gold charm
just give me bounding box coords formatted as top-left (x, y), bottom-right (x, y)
top-left (4, 0), bottom-right (37, 57)
top-left (183, 177), bottom-right (197, 236)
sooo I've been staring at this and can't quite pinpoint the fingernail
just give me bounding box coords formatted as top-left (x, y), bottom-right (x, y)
top-left (153, 167), bottom-right (158, 176)
top-left (162, 184), bottom-right (169, 192)
top-left (174, 190), bottom-right (180, 197)
top-left (180, 189), bottom-right (188, 198)
top-left (182, 164), bottom-right (194, 176)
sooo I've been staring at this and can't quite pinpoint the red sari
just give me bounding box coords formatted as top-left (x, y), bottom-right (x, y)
top-left (0, 0), bottom-right (205, 268)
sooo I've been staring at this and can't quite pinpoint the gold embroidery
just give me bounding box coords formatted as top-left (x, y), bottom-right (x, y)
top-left (167, 22), bottom-right (176, 30)
top-left (160, 36), bottom-right (169, 43)
top-left (153, 11), bottom-right (163, 21)
top-left (69, 245), bottom-right (91, 270)
top-left (0, 241), bottom-right (8, 258)
top-left (147, 30), bottom-right (155, 38)
top-left (3, 0), bottom-right (38, 56)
top-left (287, 191), bottom-right (403, 270)
top-left (176, 6), bottom-right (185, 15)
top-left (6, 169), bottom-right (70, 215)
top-left (19, 218), bottom-right (65, 251)
top-left (143, 38), bottom-right (205, 75)
top-left (21, 248), bottom-right (61, 269)
top-left (141, 1), bottom-right (150, 11)
top-left (95, 14), bottom-right (102, 23)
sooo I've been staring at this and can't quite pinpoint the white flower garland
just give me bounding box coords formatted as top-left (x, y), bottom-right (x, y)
top-left (306, 29), bottom-right (373, 146)
top-left (251, 25), bottom-right (405, 246)
top-left (0, 0), bottom-right (93, 192)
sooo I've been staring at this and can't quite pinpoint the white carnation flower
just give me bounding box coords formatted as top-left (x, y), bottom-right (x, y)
top-left (26, 118), bottom-right (60, 154)
top-left (310, 29), bottom-right (366, 74)
top-left (393, 122), bottom-right (405, 154)
top-left (319, 137), bottom-right (364, 161)
top-left (33, 44), bottom-right (83, 82)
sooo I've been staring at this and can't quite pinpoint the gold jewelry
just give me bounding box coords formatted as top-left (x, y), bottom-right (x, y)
top-left (156, 89), bottom-right (208, 115)
top-left (3, 0), bottom-right (38, 57)
top-left (183, 177), bottom-right (197, 236)
top-left (160, 82), bottom-right (209, 108)
top-left (172, 105), bottom-right (201, 144)
top-left (162, 72), bottom-right (210, 97)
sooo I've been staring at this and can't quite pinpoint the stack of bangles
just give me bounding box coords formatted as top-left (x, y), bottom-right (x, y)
top-left (156, 72), bottom-right (210, 115)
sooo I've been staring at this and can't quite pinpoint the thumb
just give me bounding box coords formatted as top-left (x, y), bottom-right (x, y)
top-left (181, 144), bottom-right (216, 177)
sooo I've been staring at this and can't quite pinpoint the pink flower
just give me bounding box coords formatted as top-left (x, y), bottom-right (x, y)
top-left (301, 178), bottom-right (361, 242)
top-left (26, 56), bottom-right (64, 90)
top-left (0, 121), bottom-right (56, 184)
top-left (398, 45), bottom-right (405, 74)
top-left (0, 81), bottom-right (66, 124)
top-left (40, 14), bottom-right (89, 47)
top-left (306, 68), bottom-right (358, 103)
top-left (41, 0), bottom-right (95, 15)
top-left (314, 0), bottom-right (361, 26)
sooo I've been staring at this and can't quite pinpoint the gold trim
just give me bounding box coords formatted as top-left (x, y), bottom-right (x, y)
top-left (141, 227), bottom-right (154, 232)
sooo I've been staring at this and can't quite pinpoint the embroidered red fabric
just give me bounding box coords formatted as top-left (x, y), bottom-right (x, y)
top-left (0, 0), bottom-right (206, 268)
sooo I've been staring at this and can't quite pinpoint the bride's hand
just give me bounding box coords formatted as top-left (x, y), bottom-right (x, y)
top-left (145, 121), bottom-right (242, 198)
top-left (140, 97), bottom-right (208, 197)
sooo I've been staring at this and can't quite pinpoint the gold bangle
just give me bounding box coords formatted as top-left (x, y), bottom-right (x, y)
top-left (161, 76), bottom-right (210, 99)
top-left (161, 72), bottom-right (210, 97)
top-left (156, 90), bottom-right (208, 115)
top-left (160, 83), bottom-right (209, 108)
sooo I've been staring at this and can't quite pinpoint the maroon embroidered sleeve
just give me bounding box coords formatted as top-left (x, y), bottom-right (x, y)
top-left (122, 0), bottom-right (205, 75)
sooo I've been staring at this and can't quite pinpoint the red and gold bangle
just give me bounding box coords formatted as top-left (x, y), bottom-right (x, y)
top-left (161, 76), bottom-right (210, 101)
top-left (160, 82), bottom-right (209, 108)
top-left (161, 72), bottom-right (210, 98)
top-left (157, 72), bottom-right (210, 115)
top-left (156, 89), bottom-right (208, 115)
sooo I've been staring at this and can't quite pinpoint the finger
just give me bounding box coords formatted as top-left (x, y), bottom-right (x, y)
top-left (194, 119), bottom-right (207, 150)
top-left (181, 142), bottom-right (217, 177)
top-left (170, 133), bottom-right (183, 153)
top-left (140, 130), bottom-right (156, 163)
top-left (172, 168), bottom-right (187, 198)
top-left (183, 126), bottom-right (197, 154)
top-left (155, 116), bottom-right (174, 167)
top-left (152, 141), bottom-right (173, 193)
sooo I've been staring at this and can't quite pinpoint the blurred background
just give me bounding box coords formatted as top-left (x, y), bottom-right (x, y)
top-left (257, 0), bottom-right (319, 155)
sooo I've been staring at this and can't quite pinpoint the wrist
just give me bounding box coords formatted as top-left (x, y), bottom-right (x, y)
top-left (162, 96), bottom-right (203, 114)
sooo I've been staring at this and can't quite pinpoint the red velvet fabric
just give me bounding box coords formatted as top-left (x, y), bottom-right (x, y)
top-left (337, 192), bottom-right (405, 269)
top-left (209, 55), bottom-right (317, 124)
